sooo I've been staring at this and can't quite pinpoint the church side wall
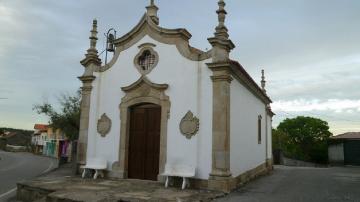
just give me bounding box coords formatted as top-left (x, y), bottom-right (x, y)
top-left (230, 80), bottom-right (268, 177)
top-left (86, 35), bottom-right (212, 180)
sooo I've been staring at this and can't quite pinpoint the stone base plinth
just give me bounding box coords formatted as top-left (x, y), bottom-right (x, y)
top-left (208, 176), bottom-right (236, 193)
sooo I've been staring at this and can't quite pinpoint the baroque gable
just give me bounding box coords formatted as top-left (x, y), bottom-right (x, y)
top-left (96, 15), bottom-right (211, 73)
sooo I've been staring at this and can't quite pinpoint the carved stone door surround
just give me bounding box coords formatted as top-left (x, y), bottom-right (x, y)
top-left (116, 76), bottom-right (170, 180)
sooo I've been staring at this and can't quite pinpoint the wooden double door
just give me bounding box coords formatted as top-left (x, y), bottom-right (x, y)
top-left (128, 104), bottom-right (161, 181)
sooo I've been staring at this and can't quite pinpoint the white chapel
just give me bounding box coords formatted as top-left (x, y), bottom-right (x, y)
top-left (77, 0), bottom-right (274, 192)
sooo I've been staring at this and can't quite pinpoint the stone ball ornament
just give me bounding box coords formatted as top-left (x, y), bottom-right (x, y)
top-left (179, 111), bottom-right (200, 139)
top-left (97, 113), bottom-right (112, 137)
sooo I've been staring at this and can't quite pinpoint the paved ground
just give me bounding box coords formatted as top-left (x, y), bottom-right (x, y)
top-left (216, 165), bottom-right (360, 202)
top-left (17, 174), bottom-right (224, 202)
top-left (10, 162), bottom-right (360, 202)
top-left (0, 151), bottom-right (57, 202)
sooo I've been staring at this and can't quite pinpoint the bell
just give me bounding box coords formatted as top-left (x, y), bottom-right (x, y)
top-left (106, 33), bottom-right (115, 52)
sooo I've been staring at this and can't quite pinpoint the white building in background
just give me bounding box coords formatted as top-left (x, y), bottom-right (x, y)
top-left (76, 0), bottom-right (274, 192)
top-left (32, 124), bottom-right (48, 153)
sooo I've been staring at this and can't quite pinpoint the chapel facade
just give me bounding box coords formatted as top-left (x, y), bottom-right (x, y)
top-left (77, 0), bottom-right (274, 192)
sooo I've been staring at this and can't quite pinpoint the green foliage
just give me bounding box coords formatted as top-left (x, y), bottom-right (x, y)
top-left (0, 128), bottom-right (33, 146)
top-left (272, 129), bottom-right (288, 150)
top-left (33, 91), bottom-right (81, 141)
top-left (275, 116), bottom-right (332, 164)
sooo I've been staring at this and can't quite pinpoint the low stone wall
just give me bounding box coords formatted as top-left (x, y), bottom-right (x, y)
top-left (0, 138), bottom-right (7, 150)
top-left (282, 156), bottom-right (327, 167)
top-left (234, 162), bottom-right (272, 186)
top-left (17, 183), bottom-right (53, 202)
top-left (6, 144), bottom-right (28, 152)
top-left (190, 160), bottom-right (273, 193)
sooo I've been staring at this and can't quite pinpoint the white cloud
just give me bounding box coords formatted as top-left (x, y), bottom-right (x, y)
top-left (0, 4), bottom-right (14, 21)
top-left (272, 99), bottom-right (360, 112)
top-left (272, 99), bottom-right (360, 134)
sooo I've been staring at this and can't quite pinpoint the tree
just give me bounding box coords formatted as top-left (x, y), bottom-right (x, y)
top-left (276, 116), bottom-right (332, 164)
top-left (33, 91), bottom-right (81, 141)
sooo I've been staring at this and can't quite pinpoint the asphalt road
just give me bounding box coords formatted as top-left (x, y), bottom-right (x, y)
top-left (217, 165), bottom-right (360, 202)
top-left (0, 151), bottom-right (57, 202)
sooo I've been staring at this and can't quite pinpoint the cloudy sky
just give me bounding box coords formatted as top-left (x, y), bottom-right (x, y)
top-left (0, 0), bottom-right (359, 135)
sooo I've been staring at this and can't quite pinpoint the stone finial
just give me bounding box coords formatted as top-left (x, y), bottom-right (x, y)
top-left (261, 69), bottom-right (266, 93)
top-left (208, 0), bottom-right (235, 63)
top-left (81, 19), bottom-right (101, 67)
top-left (88, 19), bottom-right (98, 55)
top-left (215, 0), bottom-right (229, 40)
top-left (146, 0), bottom-right (159, 25)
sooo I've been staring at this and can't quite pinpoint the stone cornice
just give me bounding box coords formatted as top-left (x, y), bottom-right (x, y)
top-left (229, 60), bottom-right (272, 104)
top-left (211, 75), bottom-right (233, 83)
top-left (121, 76), bottom-right (168, 92)
top-left (80, 86), bottom-right (93, 91)
top-left (207, 61), bottom-right (272, 105)
top-left (208, 37), bottom-right (235, 52)
top-left (207, 62), bottom-right (232, 72)
top-left (80, 55), bottom-right (101, 67)
top-left (78, 75), bottom-right (96, 83)
top-left (266, 105), bottom-right (275, 117)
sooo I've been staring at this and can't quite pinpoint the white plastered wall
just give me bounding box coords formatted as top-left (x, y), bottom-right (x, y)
top-left (86, 35), bottom-right (213, 180)
top-left (230, 79), bottom-right (269, 177)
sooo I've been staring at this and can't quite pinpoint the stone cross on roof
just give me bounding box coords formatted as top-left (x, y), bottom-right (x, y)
top-left (146, 0), bottom-right (159, 25)
top-left (261, 69), bottom-right (266, 92)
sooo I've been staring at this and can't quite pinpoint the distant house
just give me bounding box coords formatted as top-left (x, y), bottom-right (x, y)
top-left (32, 124), bottom-right (72, 162)
top-left (328, 132), bottom-right (360, 166)
top-left (32, 124), bottom-right (49, 153)
top-left (47, 128), bottom-right (66, 140)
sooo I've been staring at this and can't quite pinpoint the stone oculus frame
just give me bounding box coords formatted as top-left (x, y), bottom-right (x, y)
top-left (116, 76), bottom-right (170, 179)
top-left (134, 46), bottom-right (159, 75)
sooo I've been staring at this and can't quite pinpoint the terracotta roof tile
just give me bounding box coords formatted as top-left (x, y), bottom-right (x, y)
top-left (34, 124), bottom-right (48, 131)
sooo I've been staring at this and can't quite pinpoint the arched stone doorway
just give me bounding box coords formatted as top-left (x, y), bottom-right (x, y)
top-left (116, 76), bottom-right (170, 180)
